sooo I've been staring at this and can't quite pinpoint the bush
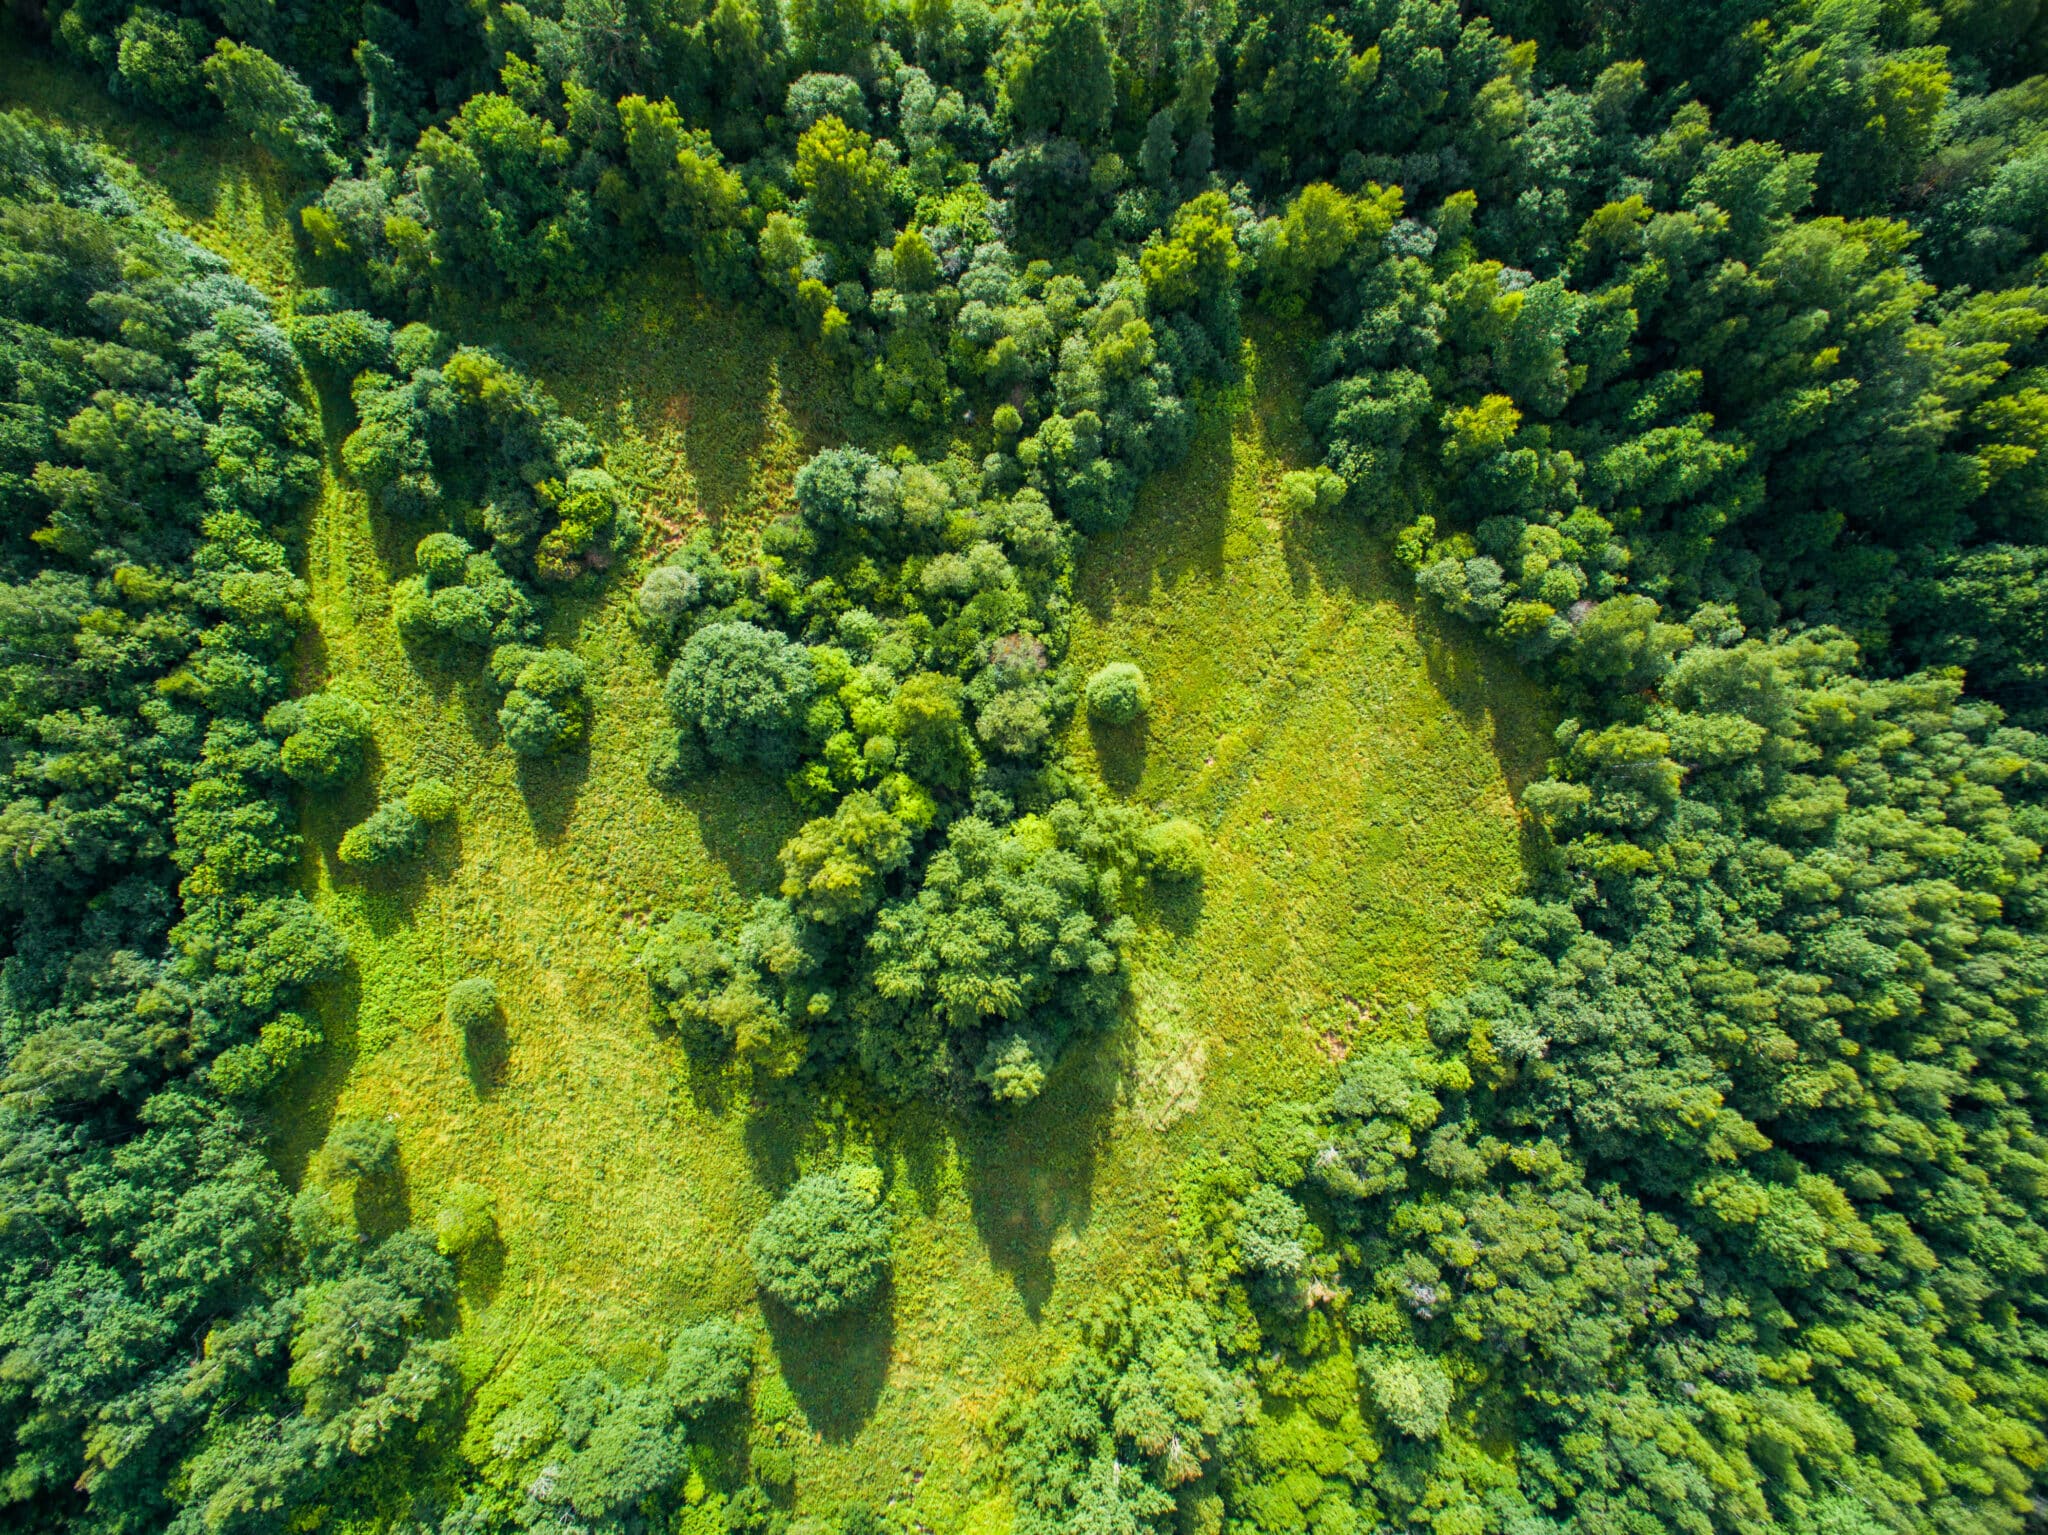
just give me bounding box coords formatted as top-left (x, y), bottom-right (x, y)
top-left (1085, 661), bottom-right (1150, 726)
top-left (444, 976), bottom-right (499, 1036)
top-left (405, 778), bottom-right (458, 822)
top-left (1140, 817), bottom-right (1206, 883)
top-left (210, 1013), bottom-right (324, 1099)
top-left (414, 532), bottom-right (472, 585)
top-left (270, 691), bottom-right (375, 790)
top-left (315, 1117), bottom-right (400, 1183)
top-left (747, 1171), bottom-right (892, 1321)
top-left (337, 800), bottom-right (427, 866)
top-left (498, 647), bottom-right (588, 756)
top-left (433, 1182), bottom-right (498, 1257)
top-left (288, 309), bottom-right (394, 376)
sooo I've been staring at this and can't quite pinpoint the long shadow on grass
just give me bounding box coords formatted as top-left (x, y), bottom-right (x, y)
top-left (514, 746), bottom-right (591, 842)
top-left (957, 1033), bottom-right (1120, 1319)
top-left (1089, 716), bottom-right (1148, 793)
top-left (266, 951), bottom-right (363, 1188)
top-left (760, 1287), bottom-right (895, 1443)
top-left (1074, 420), bottom-right (1234, 624)
top-left (673, 768), bottom-right (805, 897)
top-left (464, 1006), bottom-right (512, 1096)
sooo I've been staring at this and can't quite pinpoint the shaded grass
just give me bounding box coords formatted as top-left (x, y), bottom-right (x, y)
top-left (0, 35), bottom-right (307, 297)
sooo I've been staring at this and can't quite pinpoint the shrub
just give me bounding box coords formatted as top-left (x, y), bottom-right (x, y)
top-left (405, 778), bottom-right (458, 822)
top-left (747, 1171), bottom-right (892, 1321)
top-left (337, 800), bottom-right (427, 866)
top-left (288, 309), bottom-right (394, 376)
top-left (1085, 661), bottom-right (1150, 726)
top-left (210, 1013), bottom-right (324, 1099)
top-left (444, 976), bottom-right (499, 1036)
top-left (498, 648), bottom-right (588, 756)
top-left (315, 1117), bottom-right (399, 1183)
top-left (433, 1182), bottom-right (498, 1257)
top-left (414, 532), bottom-right (472, 585)
top-left (1140, 817), bottom-right (1206, 883)
top-left (270, 691), bottom-right (375, 790)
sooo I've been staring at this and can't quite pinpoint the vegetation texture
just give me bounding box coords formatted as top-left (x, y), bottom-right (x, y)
top-left (3, 0), bottom-right (2048, 1530)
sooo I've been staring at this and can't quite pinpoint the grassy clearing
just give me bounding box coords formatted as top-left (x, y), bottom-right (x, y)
top-left (1066, 333), bottom-right (1554, 1155)
top-left (289, 310), bottom-right (1548, 1526)
top-left (1, 59), bottom-right (1548, 1525)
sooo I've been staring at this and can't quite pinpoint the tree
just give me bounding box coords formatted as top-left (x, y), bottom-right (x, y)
top-left (747, 1171), bottom-right (892, 1321)
top-left (1085, 661), bottom-right (1150, 725)
top-left (203, 41), bottom-right (345, 179)
top-left (779, 789), bottom-right (916, 924)
top-left (666, 620), bottom-right (816, 770)
top-left (336, 799), bottom-right (428, 866)
top-left (269, 692), bottom-right (374, 791)
top-left (497, 648), bottom-right (587, 757)
top-left (1002, 0), bottom-right (1116, 142)
top-left (794, 115), bottom-right (894, 245)
top-left (444, 976), bottom-right (499, 1036)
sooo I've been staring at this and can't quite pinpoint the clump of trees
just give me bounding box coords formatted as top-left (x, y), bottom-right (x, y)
top-left (747, 1170), bottom-right (893, 1321)
top-left (637, 438), bottom-right (1194, 1103)
top-left (0, 112), bottom-right (467, 1533)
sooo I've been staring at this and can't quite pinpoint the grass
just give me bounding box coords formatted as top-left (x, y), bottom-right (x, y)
top-left (1064, 334), bottom-right (1554, 1152)
top-left (4, 54), bottom-right (1549, 1528)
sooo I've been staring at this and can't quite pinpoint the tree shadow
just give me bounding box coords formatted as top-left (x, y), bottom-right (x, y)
top-left (265, 950), bottom-right (363, 1188)
top-left (1411, 600), bottom-right (1556, 795)
top-left (759, 1286), bottom-right (895, 1444)
top-left (354, 1158), bottom-right (413, 1245)
top-left (674, 768), bottom-right (805, 896)
top-left (957, 1032), bottom-right (1120, 1319)
top-left (1075, 417), bottom-right (1235, 624)
top-left (1145, 870), bottom-right (1206, 938)
top-left (463, 1007), bottom-right (511, 1096)
top-left (1089, 716), bottom-right (1149, 795)
top-left (513, 745), bottom-right (591, 843)
top-left (457, 1228), bottom-right (507, 1307)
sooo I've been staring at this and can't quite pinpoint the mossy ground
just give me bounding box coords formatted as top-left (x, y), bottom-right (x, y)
top-left (4, 57), bottom-right (1548, 1529)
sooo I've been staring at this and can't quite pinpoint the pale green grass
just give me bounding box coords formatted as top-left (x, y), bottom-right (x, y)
top-left (0, 60), bottom-right (1548, 1526)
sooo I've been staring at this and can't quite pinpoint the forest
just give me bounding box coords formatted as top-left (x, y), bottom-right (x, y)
top-left (0, 0), bottom-right (2044, 1529)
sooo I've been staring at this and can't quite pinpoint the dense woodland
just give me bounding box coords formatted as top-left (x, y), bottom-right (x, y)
top-left (3, 0), bottom-right (2047, 1529)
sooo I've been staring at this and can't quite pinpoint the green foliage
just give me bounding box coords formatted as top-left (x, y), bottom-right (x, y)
top-left (268, 690), bottom-right (374, 790)
top-left (433, 1181), bottom-right (497, 1257)
top-left (1002, 0), bottom-right (1116, 143)
top-left (444, 975), bottom-right (500, 1036)
top-left (497, 645), bottom-right (589, 756)
top-left (337, 798), bottom-right (428, 865)
top-left (666, 619), bottom-right (817, 771)
top-left (21, 0), bottom-right (2048, 1520)
top-left (1084, 661), bottom-right (1150, 726)
top-left (202, 40), bottom-right (343, 180)
top-left (1006, 1294), bottom-right (1250, 1535)
top-left (747, 1170), bottom-right (892, 1321)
